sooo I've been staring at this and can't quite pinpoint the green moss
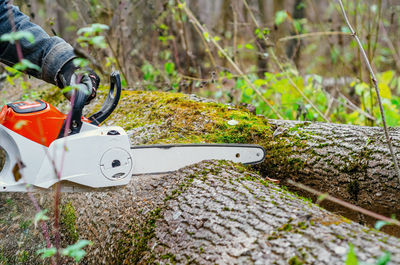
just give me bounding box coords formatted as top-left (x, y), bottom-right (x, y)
top-left (60, 201), bottom-right (78, 242)
top-left (19, 219), bottom-right (32, 230)
top-left (160, 253), bottom-right (177, 264)
top-left (35, 85), bottom-right (314, 185)
top-left (90, 90), bottom-right (311, 182)
top-left (37, 85), bottom-right (65, 106)
top-left (335, 234), bottom-right (345, 240)
top-left (118, 208), bottom-right (162, 264)
top-left (288, 256), bottom-right (304, 265)
top-left (278, 223), bottom-right (293, 232)
top-left (0, 249), bottom-right (9, 264)
top-left (297, 222), bottom-right (308, 230)
top-left (16, 250), bottom-right (29, 263)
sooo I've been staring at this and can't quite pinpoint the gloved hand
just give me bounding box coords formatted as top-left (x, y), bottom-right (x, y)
top-left (57, 60), bottom-right (100, 105)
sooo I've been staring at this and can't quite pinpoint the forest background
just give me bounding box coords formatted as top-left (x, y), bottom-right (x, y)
top-left (10, 0), bottom-right (400, 127)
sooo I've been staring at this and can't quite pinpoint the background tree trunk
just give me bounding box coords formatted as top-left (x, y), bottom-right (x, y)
top-left (286, 0), bottom-right (305, 68)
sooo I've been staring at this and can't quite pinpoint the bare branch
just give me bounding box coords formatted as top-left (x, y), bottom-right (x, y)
top-left (288, 180), bottom-right (400, 228)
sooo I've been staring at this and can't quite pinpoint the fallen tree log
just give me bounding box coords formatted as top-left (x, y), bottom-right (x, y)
top-left (0, 87), bottom-right (399, 263)
top-left (101, 90), bottom-right (400, 227)
top-left (1, 162), bottom-right (400, 264)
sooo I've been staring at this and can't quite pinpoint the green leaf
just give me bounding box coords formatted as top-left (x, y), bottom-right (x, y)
top-left (36, 247), bottom-right (56, 259)
top-left (317, 193), bottom-right (328, 203)
top-left (375, 220), bottom-right (391, 230)
top-left (62, 240), bottom-right (93, 262)
top-left (34, 209), bottom-right (49, 228)
top-left (355, 82), bottom-right (369, 96)
top-left (345, 244), bottom-right (358, 265)
top-left (245, 43), bottom-right (255, 50)
top-left (297, 2), bottom-right (306, 9)
top-left (0, 31), bottom-right (35, 44)
top-left (379, 83), bottom-right (392, 99)
top-left (255, 27), bottom-right (270, 39)
top-left (294, 20), bottom-right (302, 33)
top-left (244, 87), bottom-right (253, 97)
top-left (213, 36), bottom-right (221, 42)
top-left (203, 32), bottom-right (210, 42)
top-left (254, 79), bottom-right (266, 87)
top-left (275, 10), bottom-right (288, 26)
top-left (164, 62), bottom-right (175, 75)
top-left (236, 78), bottom-right (245, 89)
top-left (380, 70), bottom-right (394, 85)
top-left (72, 58), bottom-right (89, 68)
top-left (77, 23), bottom-right (109, 36)
top-left (13, 59), bottom-right (41, 72)
top-left (376, 252), bottom-right (391, 265)
top-left (90, 35), bottom-right (107, 48)
top-left (330, 46), bottom-right (340, 64)
top-left (5, 66), bottom-right (19, 76)
top-left (177, 1), bottom-right (186, 9)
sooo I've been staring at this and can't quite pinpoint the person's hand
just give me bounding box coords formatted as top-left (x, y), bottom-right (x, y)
top-left (57, 60), bottom-right (100, 105)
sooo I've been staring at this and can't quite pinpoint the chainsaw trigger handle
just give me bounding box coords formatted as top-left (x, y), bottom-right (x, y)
top-left (68, 84), bottom-right (89, 135)
top-left (89, 71), bottom-right (121, 126)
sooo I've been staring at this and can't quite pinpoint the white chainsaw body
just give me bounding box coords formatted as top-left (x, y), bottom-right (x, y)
top-left (0, 124), bottom-right (132, 191)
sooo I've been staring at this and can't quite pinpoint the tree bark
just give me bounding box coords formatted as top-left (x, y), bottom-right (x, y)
top-left (1, 162), bottom-right (400, 264)
top-left (1, 88), bottom-right (400, 263)
top-left (101, 90), bottom-right (400, 225)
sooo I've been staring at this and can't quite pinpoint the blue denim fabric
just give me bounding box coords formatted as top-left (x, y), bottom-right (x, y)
top-left (0, 0), bottom-right (75, 86)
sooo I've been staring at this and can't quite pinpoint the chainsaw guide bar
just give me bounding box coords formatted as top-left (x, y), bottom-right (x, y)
top-left (0, 72), bottom-right (266, 192)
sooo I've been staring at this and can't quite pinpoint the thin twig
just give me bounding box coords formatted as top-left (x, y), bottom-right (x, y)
top-left (232, 6), bottom-right (238, 65)
top-left (278, 31), bottom-right (352, 42)
top-left (288, 180), bottom-right (400, 227)
top-left (337, 0), bottom-right (400, 182)
top-left (178, 1), bottom-right (283, 119)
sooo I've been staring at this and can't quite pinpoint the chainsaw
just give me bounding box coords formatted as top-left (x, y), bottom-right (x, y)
top-left (0, 72), bottom-right (265, 192)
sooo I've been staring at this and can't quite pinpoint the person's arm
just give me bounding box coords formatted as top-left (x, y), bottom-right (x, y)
top-left (0, 0), bottom-right (75, 86)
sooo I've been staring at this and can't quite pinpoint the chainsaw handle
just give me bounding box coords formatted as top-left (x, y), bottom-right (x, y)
top-left (88, 71), bottom-right (121, 126)
top-left (69, 80), bottom-right (89, 135)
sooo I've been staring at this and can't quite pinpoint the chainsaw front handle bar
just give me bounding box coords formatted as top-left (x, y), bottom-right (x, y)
top-left (89, 71), bottom-right (122, 126)
top-left (61, 71), bottom-right (122, 137)
top-left (69, 81), bottom-right (89, 135)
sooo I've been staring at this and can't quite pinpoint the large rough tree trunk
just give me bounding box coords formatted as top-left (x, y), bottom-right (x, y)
top-left (1, 162), bottom-right (400, 264)
top-left (102, 90), bottom-right (400, 229)
top-left (1, 86), bottom-right (400, 263)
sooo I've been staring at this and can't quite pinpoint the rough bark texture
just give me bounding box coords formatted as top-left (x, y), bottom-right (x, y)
top-left (1, 162), bottom-right (400, 264)
top-left (0, 83), bottom-right (400, 263)
top-left (265, 119), bottom-right (400, 235)
top-left (93, 88), bottom-right (400, 230)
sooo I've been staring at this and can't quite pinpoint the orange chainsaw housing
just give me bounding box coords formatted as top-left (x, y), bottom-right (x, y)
top-left (0, 100), bottom-right (91, 147)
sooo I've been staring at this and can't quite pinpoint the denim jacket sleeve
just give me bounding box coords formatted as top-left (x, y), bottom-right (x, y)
top-left (0, 0), bottom-right (75, 86)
